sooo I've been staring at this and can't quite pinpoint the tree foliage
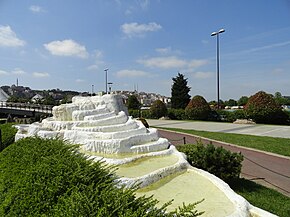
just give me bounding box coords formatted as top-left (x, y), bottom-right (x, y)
top-left (244, 91), bottom-right (288, 124)
top-left (224, 99), bottom-right (237, 107)
top-left (127, 95), bottom-right (141, 110)
top-left (171, 73), bottom-right (191, 109)
top-left (150, 100), bottom-right (168, 119)
top-left (237, 96), bottom-right (249, 106)
top-left (185, 95), bottom-right (211, 120)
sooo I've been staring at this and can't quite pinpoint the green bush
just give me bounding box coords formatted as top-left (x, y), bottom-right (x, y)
top-left (129, 109), bottom-right (141, 118)
top-left (185, 96), bottom-right (211, 120)
top-left (167, 109), bottom-right (186, 120)
top-left (215, 110), bottom-right (247, 122)
top-left (140, 109), bottom-right (152, 119)
top-left (177, 143), bottom-right (243, 182)
top-left (245, 91), bottom-right (288, 124)
top-left (0, 137), bottom-right (202, 216)
top-left (0, 123), bottom-right (17, 152)
top-left (150, 100), bottom-right (168, 119)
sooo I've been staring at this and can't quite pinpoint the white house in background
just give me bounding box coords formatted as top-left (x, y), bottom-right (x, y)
top-left (31, 94), bottom-right (44, 103)
top-left (0, 87), bottom-right (9, 102)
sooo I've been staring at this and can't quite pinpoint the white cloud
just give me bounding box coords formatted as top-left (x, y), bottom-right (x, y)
top-left (11, 68), bottom-right (26, 75)
top-left (155, 47), bottom-right (171, 54)
top-left (29, 5), bottom-right (45, 13)
top-left (44, 39), bottom-right (89, 58)
top-left (0, 69), bottom-right (9, 75)
top-left (193, 71), bottom-right (214, 79)
top-left (0, 25), bottom-right (25, 47)
top-left (87, 65), bottom-right (99, 70)
top-left (87, 50), bottom-right (104, 71)
top-left (93, 50), bottom-right (103, 59)
top-left (125, 8), bottom-right (133, 15)
top-left (76, 79), bottom-right (85, 83)
top-left (138, 56), bottom-right (208, 70)
top-left (121, 22), bottom-right (162, 38)
top-left (188, 59), bottom-right (208, 68)
top-left (139, 0), bottom-right (150, 10)
top-left (138, 56), bottom-right (186, 69)
top-left (116, 69), bottom-right (153, 78)
top-left (33, 72), bottom-right (50, 78)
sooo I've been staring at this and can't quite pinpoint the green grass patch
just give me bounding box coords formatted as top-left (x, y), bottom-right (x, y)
top-left (229, 178), bottom-right (290, 217)
top-left (159, 127), bottom-right (290, 157)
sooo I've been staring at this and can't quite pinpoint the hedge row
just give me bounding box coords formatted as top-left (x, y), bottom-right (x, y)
top-left (0, 137), bottom-right (202, 216)
top-left (0, 123), bottom-right (17, 152)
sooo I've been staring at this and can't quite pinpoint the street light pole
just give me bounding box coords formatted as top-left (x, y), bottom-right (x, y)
top-left (104, 68), bottom-right (109, 94)
top-left (211, 29), bottom-right (225, 109)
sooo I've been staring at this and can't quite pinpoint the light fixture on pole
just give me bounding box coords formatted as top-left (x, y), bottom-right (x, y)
top-left (211, 28), bottom-right (225, 109)
top-left (108, 82), bottom-right (113, 94)
top-left (104, 68), bottom-right (109, 94)
top-left (91, 84), bottom-right (94, 96)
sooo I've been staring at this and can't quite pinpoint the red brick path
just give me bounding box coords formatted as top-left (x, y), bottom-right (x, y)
top-left (157, 129), bottom-right (290, 197)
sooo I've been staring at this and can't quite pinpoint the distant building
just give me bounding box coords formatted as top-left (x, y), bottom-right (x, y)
top-left (31, 94), bottom-right (44, 103)
top-left (0, 87), bottom-right (9, 102)
top-left (0, 88), bottom-right (9, 102)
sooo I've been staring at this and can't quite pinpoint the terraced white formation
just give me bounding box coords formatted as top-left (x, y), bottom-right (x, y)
top-left (15, 94), bottom-right (277, 217)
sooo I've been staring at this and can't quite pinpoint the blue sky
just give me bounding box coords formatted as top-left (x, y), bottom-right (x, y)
top-left (0, 0), bottom-right (290, 101)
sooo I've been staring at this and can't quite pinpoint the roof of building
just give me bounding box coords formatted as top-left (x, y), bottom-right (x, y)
top-left (0, 87), bottom-right (9, 101)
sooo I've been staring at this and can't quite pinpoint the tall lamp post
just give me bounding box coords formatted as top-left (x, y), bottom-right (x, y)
top-left (104, 68), bottom-right (109, 94)
top-left (211, 28), bottom-right (225, 109)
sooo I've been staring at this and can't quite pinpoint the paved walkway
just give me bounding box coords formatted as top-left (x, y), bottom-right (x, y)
top-left (155, 128), bottom-right (290, 197)
top-left (146, 119), bottom-right (290, 196)
top-left (147, 119), bottom-right (290, 138)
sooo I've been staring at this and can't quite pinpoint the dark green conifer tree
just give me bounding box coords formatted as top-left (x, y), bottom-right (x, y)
top-left (171, 73), bottom-right (191, 109)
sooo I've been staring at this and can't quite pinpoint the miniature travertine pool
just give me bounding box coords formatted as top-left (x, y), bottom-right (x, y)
top-left (15, 94), bottom-right (277, 217)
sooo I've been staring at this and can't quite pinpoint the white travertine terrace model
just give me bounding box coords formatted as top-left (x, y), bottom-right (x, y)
top-left (15, 94), bottom-right (277, 217)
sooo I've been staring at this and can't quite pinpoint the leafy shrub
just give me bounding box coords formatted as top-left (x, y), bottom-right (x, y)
top-left (0, 123), bottom-right (17, 152)
top-left (150, 100), bottom-right (168, 119)
top-left (177, 143), bottom-right (243, 182)
top-left (167, 109), bottom-right (186, 120)
top-left (215, 110), bottom-right (247, 122)
top-left (185, 96), bottom-right (211, 120)
top-left (244, 91), bottom-right (288, 124)
top-left (0, 137), bottom-right (202, 216)
top-left (129, 109), bottom-right (140, 118)
top-left (140, 109), bottom-right (152, 119)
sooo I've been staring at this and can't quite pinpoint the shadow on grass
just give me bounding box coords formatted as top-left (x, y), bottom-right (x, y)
top-left (228, 178), bottom-right (290, 217)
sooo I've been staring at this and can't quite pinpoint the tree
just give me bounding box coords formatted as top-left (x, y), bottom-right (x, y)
top-left (274, 91), bottom-right (288, 106)
top-left (126, 95), bottom-right (141, 110)
top-left (171, 73), bottom-right (191, 109)
top-left (185, 95), bottom-right (211, 120)
top-left (224, 99), bottom-right (237, 107)
top-left (244, 91), bottom-right (288, 124)
top-left (237, 96), bottom-right (249, 106)
top-left (150, 100), bottom-right (167, 119)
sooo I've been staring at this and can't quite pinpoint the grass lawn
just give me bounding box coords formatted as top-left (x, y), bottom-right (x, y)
top-left (229, 178), bottom-right (290, 217)
top-left (159, 127), bottom-right (290, 157)
top-left (159, 127), bottom-right (290, 216)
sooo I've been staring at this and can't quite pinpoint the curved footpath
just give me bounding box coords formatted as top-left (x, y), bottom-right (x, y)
top-left (147, 120), bottom-right (290, 197)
